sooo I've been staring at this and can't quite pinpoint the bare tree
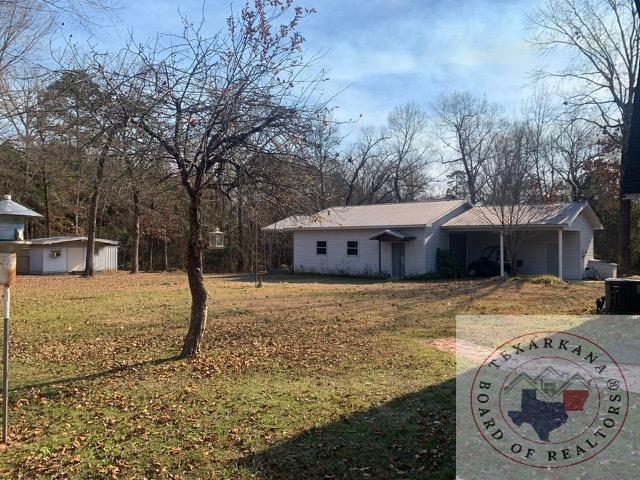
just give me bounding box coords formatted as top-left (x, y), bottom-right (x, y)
top-left (552, 117), bottom-right (602, 200)
top-left (304, 116), bottom-right (344, 210)
top-left (343, 126), bottom-right (388, 205)
top-left (386, 102), bottom-right (433, 201)
top-left (481, 122), bottom-right (544, 275)
top-left (522, 87), bottom-right (559, 201)
top-left (529, 0), bottom-right (640, 274)
top-left (93, 2), bottom-right (326, 356)
top-left (0, 0), bottom-right (113, 90)
top-left (433, 91), bottom-right (502, 204)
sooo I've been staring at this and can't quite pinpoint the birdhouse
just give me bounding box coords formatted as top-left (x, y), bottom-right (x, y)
top-left (208, 227), bottom-right (227, 250)
top-left (0, 195), bottom-right (41, 249)
top-left (0, 195), bottom-right (41, 286)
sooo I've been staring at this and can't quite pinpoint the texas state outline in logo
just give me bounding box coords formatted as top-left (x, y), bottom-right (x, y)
top-left (470, 331), bottom-right (629, 468)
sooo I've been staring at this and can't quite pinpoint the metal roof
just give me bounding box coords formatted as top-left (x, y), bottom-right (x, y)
top-left (264, 200), bottom-right (469, 231)
top-left (29, 236), bottom-right (119, 246)
top-left (441, 201), bottom-right (603, 230)
top-left (0, 195), bottom-right (42, 218)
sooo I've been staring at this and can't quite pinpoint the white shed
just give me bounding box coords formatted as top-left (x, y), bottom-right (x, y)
top-left (23, 236), bottom-right (119, 274)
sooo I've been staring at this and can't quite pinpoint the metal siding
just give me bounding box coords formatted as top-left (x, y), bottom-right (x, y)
top-left (293, 228), bottom-right (426, 276)
top-left (565, 213), bottom-right (594, 278)
top-left (43, 246), bottom-right (69, 273)
top-left (95, 245), bottom-right (117, 271)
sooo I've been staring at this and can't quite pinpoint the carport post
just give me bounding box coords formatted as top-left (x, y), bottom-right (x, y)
top-left (558, 229), bottom-right (563, 280)
top-left (499, 232), bottom-right (505, 277)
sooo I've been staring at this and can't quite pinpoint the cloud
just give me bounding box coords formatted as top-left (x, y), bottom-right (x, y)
top-left (73, 0), bottom-right (561, 127)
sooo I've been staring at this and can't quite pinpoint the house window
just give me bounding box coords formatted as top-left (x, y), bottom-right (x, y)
top-left (50, 249), bottom-right (62, 258)
top-left (347, 241), bottom-right (358, 256)
top-left (316, 241), bottom-right (327, 255)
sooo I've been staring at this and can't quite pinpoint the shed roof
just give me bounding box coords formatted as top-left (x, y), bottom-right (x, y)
top-left (0, 195), bottom-right (42, 218)
top-left (29, 236), bottom-right (119, 246)
top-left (264, 200), bottom-right (469, 231)
top-left (441, 201), bottom-right (603, 230)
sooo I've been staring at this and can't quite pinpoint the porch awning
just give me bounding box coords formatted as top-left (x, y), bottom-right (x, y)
top-left (369, 229), bottom-right (415, 242)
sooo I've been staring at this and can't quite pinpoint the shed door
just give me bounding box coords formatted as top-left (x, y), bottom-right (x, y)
top-left (392, 242), bottom-right (405, 278)
top-left (16, 255), bottom-right (29, 274)
top-left (67, 247), bottom-right (85, 272)
top-left (546, 242), bottom-right (559, 276)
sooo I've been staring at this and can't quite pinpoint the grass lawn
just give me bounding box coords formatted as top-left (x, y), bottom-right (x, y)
top-left (0, 272), bottom-right (602, 479)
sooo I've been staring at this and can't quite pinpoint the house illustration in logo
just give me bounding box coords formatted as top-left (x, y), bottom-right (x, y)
top-left (504, 367), bottom-right (593, 400)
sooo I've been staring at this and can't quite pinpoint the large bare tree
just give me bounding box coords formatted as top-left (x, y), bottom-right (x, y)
top-left (433, 91), bottom-right (502, 204)
top-left (481, 122), bottom-right (546, 275)
top-left (529, 0), bottom-right (640, 275)
top-left (92, 2), bottom-right (325, 356)
top-left (386, 102), bottom-right (433, 202)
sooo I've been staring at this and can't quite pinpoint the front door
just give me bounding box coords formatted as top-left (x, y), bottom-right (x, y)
top-left (392, 242), bottom-right (405, 278)
top-left (546, 242), bottom-right (559, 276)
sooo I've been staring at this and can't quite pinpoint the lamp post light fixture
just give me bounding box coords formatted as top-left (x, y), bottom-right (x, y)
top-left (0, 194), bottom-right (41, 443)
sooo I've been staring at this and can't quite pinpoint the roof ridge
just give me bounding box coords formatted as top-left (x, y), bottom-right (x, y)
top-left (320, 199), bottom-right (466, 211)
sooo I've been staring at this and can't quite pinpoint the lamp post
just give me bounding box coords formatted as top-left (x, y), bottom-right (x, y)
top-left (0, 194), bottom-right (41, 443)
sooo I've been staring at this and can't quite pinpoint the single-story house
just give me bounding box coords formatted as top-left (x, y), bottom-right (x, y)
top-left (264, 200), bottom-right (606, 280)
top-left (17, 236), bottom-right (119, 274)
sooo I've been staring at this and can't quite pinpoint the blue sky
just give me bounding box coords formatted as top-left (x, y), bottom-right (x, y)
top-left (73, 0), bottom-right (566, 129)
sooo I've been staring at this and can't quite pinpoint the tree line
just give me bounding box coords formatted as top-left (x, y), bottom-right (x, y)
top-left (0, 0), bottom-right (639, 355)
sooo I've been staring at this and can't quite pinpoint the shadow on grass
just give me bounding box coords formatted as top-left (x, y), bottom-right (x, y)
top-left (237, 378), bottom-right (456, 480)
top-left (14, 355), bottom-right (181, 392)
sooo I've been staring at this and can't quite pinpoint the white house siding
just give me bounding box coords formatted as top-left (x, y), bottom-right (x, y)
top-left (424, 203), bottom-right (471, 273)
top-left (565, 212), bottom-right (595, 276)
top-left (293, 227), bottom-right (427, 277)
top-left (514, 231), bottom-right (582, 280)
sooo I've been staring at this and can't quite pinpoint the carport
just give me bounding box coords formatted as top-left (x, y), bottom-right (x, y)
top-left (440, 202), bottom-right (604, 281)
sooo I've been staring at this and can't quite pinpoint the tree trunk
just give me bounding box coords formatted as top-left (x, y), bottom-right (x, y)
top-left (181, 195), bottom-right (208, 357)
top-left (164, 234), bottom-right (169, 271)
top-left (83, 158), bottom-right (106, 277)
top-left (238, 193), bottom-right (244, 272)
top-left (83, 132), bottom-right (113, 277)
top-left (130, 189), bottom-right (141, 274)
top-left (148, 235), bottom-right (154, 271)
top-left (74, 183), bottom-right (80, 236)
top-left (41, 160), bottom-right (51, 237)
